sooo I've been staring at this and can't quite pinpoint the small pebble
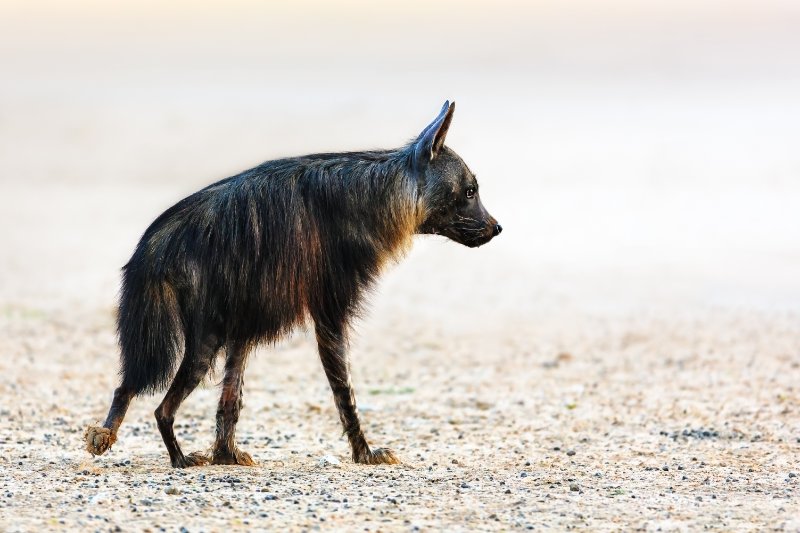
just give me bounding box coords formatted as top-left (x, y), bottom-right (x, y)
top-left (317, 455), bottom-right (341, 467)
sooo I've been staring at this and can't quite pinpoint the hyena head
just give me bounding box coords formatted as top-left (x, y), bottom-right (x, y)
top-left (411, 101), bottom-right (502, 248)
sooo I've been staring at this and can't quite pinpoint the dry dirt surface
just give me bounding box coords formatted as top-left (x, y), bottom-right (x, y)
top-left (1, 303), bottom-right (799, 531)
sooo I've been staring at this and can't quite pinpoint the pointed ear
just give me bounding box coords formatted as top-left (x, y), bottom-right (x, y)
top-left (413, 100), bottom-right (455, 168)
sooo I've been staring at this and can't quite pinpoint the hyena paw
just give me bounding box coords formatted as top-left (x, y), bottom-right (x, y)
top-left (84, 426), bottom-right (116, 456)
top-left (172, 451), bottom-right (210, 468)
top-left (212, 448), bottom-right (256, 466)
top-left (356, 447), bottom-right (401, 465)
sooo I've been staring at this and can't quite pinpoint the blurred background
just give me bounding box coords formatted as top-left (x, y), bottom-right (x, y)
top-left (1, 0), bottom-right (799, 320)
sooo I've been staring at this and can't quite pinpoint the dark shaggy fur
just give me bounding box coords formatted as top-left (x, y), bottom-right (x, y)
top-left (84, 101), bottom-right (501, 467)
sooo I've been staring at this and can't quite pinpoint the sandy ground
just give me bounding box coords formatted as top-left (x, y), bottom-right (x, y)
top-left (2, 1), bottom-right (800, 531)
top-left (1, 303), bottom-right (799, 531)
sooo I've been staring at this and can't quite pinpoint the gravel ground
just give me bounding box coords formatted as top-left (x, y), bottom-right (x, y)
top-left (1, 304), bottom-right (798, 531)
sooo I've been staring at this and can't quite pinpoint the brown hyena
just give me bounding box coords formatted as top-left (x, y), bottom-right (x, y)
top-left (85, 101), bottom-right (502, 467)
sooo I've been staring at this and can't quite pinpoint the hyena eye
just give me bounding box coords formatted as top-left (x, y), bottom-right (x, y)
top-left (465, 187), bottom-right (476, 199)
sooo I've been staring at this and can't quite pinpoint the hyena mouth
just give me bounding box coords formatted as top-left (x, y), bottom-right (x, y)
top-left (452, 222), bottom-right (501, 248)
top-left (473, 230), bottom-right (498, 247)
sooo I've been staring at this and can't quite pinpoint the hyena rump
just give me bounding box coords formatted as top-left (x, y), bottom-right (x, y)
top-left (85, 101), bottom-right (501, 467)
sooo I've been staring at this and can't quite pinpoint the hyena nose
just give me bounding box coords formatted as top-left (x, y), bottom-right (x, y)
top-left (493, 224), bottom-right (503, 236)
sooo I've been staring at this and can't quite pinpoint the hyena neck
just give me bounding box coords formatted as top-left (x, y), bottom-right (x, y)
top-left (348, 149), bottom-right (421, 264)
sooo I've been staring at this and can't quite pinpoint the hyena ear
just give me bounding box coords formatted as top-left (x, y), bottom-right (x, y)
top-left (413, 100), bottom-right (455, 168)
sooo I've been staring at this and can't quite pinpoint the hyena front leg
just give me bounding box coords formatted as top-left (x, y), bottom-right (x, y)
top-left (314, 320), bottom-right (400, 465)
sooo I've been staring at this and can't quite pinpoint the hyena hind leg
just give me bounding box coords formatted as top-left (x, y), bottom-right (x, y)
top-left (210, 341), bottom-right (255, 466)
top-left (154, 333), bottom-right (222, 468)
top-left (85, 385), bottom-right (134, 456)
